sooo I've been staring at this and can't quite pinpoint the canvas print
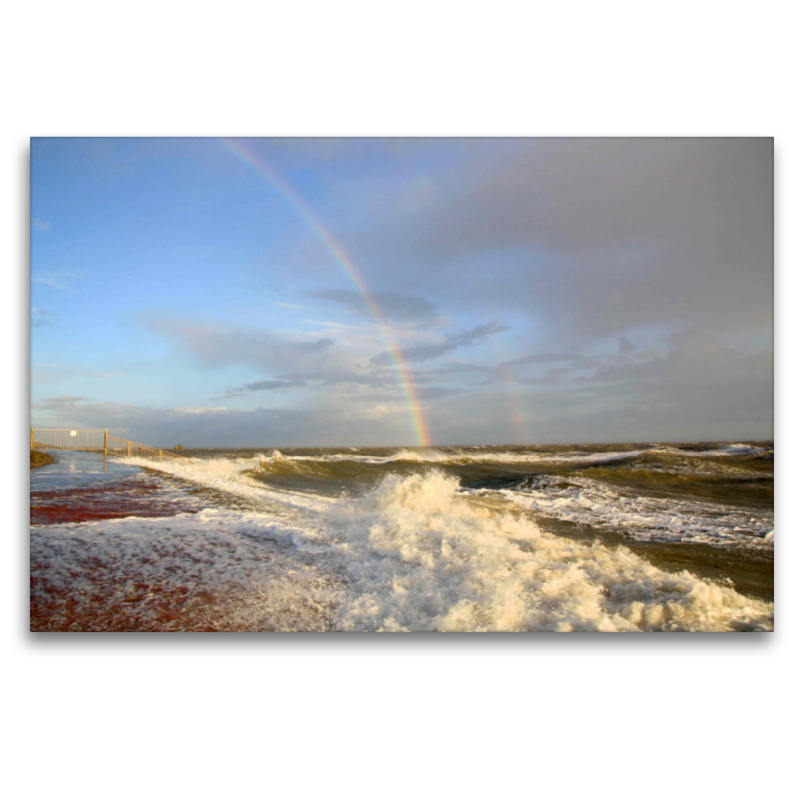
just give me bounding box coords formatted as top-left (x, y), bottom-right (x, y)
top-left (30, 137), bottom-right (774, 632)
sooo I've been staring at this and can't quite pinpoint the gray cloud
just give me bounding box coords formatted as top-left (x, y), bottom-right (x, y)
top-left (502, 352), bottom-right (590, 368)
top-left (31, 139), bottom-right (772, 447)
top-left (519, 326), bottom-right (773, 441)
top-left (31, 325), bottom-right (770, 449)
top-left (218, 367), bottom-right (409, 400)
top-left (245, 379), bottom-right (306, 391)
top-left (416, 386), bottom-right (467, 400)
top-left (588, 326), bottom-right (772, 399)
top-left (306, 289), bottom-right (439, 325)
top-left (31, 307), bottom-right (56, 328)
top-left (618, 336), bottom-right (636, 354)
top-left (274, 369), bottom-right (397, 388)
top-left (30, 398), bottom-right (415, 449)
top-left (147, 317), bottom-right (335, 373)
top-left (372, 321), bottom-right (510, 365)
top-left (410, 349), bottom-right (609, 390)
top-left (518, 367), bottom-right (588, 387)
top-left (418, 337), bottom-right (772, 446)
top-left (221, 379), bottom-right (308, 398)
top-left (352, 138), bottom-right (772, 347)
top-left (33, 395), bottom-right (89, 410)
top-left (32, 271), bottom-right (79, 293)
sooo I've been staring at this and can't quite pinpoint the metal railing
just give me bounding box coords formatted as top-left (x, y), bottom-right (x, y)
top-left (30, 428), bottom-right (188, 464)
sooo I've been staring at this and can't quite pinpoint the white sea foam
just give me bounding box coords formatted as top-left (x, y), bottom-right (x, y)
top-left (30, 510), bottom-right (341, 631)
top-left (284, 471), bottom-right (772, 631)
top-left (663, 444), bottom-right (770, 457)
top-left (248, 448), bottom-right (648, 467)
top-left (489, 475), bottom-right (774, 548)
top-left (39, 459), bottom-right (772, 631)
top-left (121, 455), bottom-right (335, 517)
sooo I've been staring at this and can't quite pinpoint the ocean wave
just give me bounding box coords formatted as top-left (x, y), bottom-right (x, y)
top-left (104, 459), bottom-right (773, 631)
top-left (663, 444), bottom-right (771, 458)
top-left (491, 474), bottom-right (773, 548)
top-left (121, 454), bottom-right (335, 516)
top-left (285, 470), bottom-right (773, 631)
top-left (237, 447), bottom-right (649, 467)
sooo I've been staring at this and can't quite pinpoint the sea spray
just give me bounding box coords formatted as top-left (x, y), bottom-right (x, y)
top-left (71, 444), bottom-right (774, 631)
top-left (291, 471), bottom-right (773, 631)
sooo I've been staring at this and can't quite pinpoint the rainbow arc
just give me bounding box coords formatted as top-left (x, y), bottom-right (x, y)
top-left (220, 138), bottom-right (431, 447)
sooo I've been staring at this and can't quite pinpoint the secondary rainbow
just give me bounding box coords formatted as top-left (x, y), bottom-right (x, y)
top-left (219, 138), bottom-right (432, 447)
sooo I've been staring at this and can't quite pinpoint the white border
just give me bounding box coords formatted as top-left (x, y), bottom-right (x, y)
top-left (5, 3), bottom-right (796, 797)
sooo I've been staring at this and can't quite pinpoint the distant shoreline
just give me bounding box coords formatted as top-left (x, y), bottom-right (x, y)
top-left (30, 451), bottom-right (54, 469)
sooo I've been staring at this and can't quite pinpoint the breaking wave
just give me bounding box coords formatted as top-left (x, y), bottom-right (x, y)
top-left (105, 459), bottom-right (772, 631)
top-left (490, 474), bottom-right (774, 548)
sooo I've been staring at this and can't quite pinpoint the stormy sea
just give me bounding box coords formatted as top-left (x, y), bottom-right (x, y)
top-left (30, 441), bottom-right (774, 632)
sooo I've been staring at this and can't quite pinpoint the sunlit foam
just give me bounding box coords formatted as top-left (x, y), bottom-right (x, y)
top-left (115, 457), bottom-right (773, 631)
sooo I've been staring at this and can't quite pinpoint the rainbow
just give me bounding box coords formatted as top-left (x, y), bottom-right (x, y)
top-left (219, 138), bottom-right (432, 447)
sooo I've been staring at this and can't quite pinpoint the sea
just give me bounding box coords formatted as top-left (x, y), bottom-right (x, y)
top-left (29, 441), bottom-right (774, 632)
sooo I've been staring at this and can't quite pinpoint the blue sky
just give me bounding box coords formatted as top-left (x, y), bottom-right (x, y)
top-left (31, 137), bottom-right (773, 447)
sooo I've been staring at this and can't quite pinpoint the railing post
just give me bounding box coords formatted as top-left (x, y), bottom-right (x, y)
top-left (30, 428), bottom-right (187, 462)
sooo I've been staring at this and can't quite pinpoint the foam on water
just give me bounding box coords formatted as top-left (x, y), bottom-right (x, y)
top-left (238, 447), bottom-right (648, 467)
top-left (30, 510), bottom-right (341, 631)
top-left (664, 444), bottom-right (770, 457)
top-left (278, 471), bottom-right (771, 631)
top-left (36, 457), bottom-right (773, 631)
top-left (490, 475), bottom-right (774, 548)
top-left (121, 455), bottom-right (335, 517)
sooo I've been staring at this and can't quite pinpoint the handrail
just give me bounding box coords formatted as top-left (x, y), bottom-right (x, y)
top-left (30, 428), bottom-right (189, 464)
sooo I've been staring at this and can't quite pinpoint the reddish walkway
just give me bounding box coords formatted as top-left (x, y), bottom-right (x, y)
top-left (30, 478), bottom-right (201, 525)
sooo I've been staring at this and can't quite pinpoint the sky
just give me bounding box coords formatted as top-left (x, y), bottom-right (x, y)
top-left (30, 137), bottom-right (773, 448)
